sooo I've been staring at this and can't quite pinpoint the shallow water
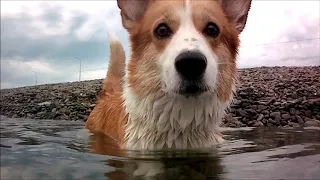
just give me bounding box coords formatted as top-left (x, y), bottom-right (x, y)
top-left (1, 116), bottom-right (320, 180)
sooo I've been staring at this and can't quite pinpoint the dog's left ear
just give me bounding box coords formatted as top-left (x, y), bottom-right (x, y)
top-left (217, 0), bottom-right (252, 33)
top-left (117, 0), bottom-right (151, 30)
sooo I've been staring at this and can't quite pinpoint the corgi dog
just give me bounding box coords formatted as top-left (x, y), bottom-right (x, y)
top-left (85, 0), bottom-right (252, 150)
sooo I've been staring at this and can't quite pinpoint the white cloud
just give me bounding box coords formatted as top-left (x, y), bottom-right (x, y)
top-left (0, 1), bottom-right (43, 17)
top-left (1, 58), bottom-right (56, 77)
top-left (81, 69), bottom-right (107, 81)
top-left (1, 56), bottom-right (57, 75)
top-left (0, 58), bottom-right (58, 88)
top-left (0, 81), bottom-right (25, 89)
top-left (238, 1), bottom-right (320, 68)
top-left (1, 1), bottom-right (122, 40)
top-left (240, 1), bottom-right (319, 46)
top-left (0, 0), bottom-right (319, 88)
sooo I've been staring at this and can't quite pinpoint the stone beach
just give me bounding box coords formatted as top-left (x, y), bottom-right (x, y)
top-left (1, 66), bottom-right (320, 128)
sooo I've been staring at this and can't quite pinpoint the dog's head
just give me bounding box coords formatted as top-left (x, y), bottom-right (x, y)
top-left (119, 0), bottom-right (251, 101)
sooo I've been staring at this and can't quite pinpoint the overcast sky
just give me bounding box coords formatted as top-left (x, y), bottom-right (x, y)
top-left (1, 1), bottom-right (319, 89)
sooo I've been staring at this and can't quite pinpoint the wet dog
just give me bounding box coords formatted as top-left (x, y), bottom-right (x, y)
top-left (85, 0), bottom-right (252, 151)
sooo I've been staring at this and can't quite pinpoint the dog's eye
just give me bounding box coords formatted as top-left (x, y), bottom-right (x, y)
top-left (154, 23), bottom-right (172, 39)
top-left (203, 22), bottom-right (220, 38)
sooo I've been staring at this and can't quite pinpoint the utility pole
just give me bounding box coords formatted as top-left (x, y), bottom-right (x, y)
top-left (74, 57), bottom-right (82, 81)
top-left (32, 70), bottom-right (38, 85)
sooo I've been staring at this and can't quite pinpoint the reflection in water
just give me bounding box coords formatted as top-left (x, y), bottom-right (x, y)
top-left (88, 126), bottom-right (320, 180)
top-left (1, 116), bottom-right (320, 180)
top-left (88, 131), bottom-right (224, 179)
top-left (104, 150), bottom-right (224, 180)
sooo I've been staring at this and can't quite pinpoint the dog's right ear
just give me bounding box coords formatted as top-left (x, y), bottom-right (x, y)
top-left (117, 0), bottom-right (151, 30)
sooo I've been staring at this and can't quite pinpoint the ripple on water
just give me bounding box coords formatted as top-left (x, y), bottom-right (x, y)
top-left (1, 117), bottom-right (320, 180)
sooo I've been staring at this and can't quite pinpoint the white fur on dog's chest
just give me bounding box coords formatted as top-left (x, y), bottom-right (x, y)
top-left (122, 87), bottom-right (228, 150)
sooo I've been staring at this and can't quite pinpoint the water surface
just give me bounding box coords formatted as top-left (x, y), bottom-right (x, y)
top-left (1, 116), bottom-right (320, 180)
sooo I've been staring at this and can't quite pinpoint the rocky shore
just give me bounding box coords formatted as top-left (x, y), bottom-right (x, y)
top-left (1, 66), bottom-right (320, 128)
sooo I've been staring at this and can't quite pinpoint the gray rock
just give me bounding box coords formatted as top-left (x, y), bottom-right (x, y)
top-left (245, 109), bottom-right (257, 115)
top-left (225, 114), bottom-right (236, 122)
top-left (275, 116), bottom-right (281, 124)
top-left (61, 108), bottom-right (71, 116)
top-left (257, 114), bottom-right (264, 121)
top-left (262, 118), bottom-right (268, 124)
top-left (304, 120), bottom-right (320, 127)
top-left (239, 92), bottom-right (247, 96)
top-left (261, 110), bottom-right (270, 115)
top-left (305, 110), bottom-right (313, 118)
top-left (270, 112), bottom-right (281, 118)
top-left (251, 105), bottom-right (258, 110)
top-left (257, 105), bottom-right (268, 111)
top-left (236, 109), bottom-right (248, 117)
top-left (233, 99), bottom-right (242, 105)
top-left (248, 121), bottom-right (255, 126)
top-left (280, 120), bottom-right (288, 126)
top-left (230, 108), bottom-right (236, 113)
top-left (232, 121), bottom-right (243, 128)
top-left (304, 117), bottom-right (313, 122)
top-left (267, 123), bottom-right (275, 127)
top-left (274, 102), bottom-right (281, 106)
top-left (229, 123), bottom-right (237, 128)
top-left (242, 103), bottom-right (250, 107)
top-left (281, 114), bottom-right (291, 120)
top-left (290, 108), bottom-right (296, 115)
top-left (295, 110), bottom-right (301, 115)
top-left (288, 122), bottom-right (300, 127)
top-left (37, 112), bottom-right (46, 116)
top-left (12, 114), bottom-right (19, 118)
top-left (296, 116), bottom-right (304, 124)
top-left (1, 66), bottom-right (319, 128)
top-left (38, 101), bottom-right (52, 106)
top-left (253, 121), bottom-right (264, 127)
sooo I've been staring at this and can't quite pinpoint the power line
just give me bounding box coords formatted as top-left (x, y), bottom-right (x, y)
top-left (4, 37), bottom-right (319, 87)
top-left (52, 38), bottom-right (320, 80)
top-left (74, 57), bottom-right (82, 81)
top-left (42, 72), bottom-right (77, 83)
top-left (241, 37), bottom-right (320, 47)
top-left (81, 67), bottom-right (106, 72)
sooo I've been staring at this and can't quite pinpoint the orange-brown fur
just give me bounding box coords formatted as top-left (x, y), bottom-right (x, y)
top-left (189, 0), bottom-right (240, 102)
top-left (127, 1), bottom-right (185, 97)
top-left (86, 0), bottom-right (250, 147)
top-left (127, 0), bottom-right (240, 101)
top-left (85, 40), bottom-right (127, 145)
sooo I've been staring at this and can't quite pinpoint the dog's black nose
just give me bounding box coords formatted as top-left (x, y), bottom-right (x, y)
top-left (175, 51), bottom-right (207, 81)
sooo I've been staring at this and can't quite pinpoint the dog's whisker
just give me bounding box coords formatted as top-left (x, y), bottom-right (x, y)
top-left (86, 0), bottom-right (252, 154)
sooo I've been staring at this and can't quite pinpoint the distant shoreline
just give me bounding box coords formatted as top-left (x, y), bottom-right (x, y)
top-left (1, 66), bottom-right (320, 128)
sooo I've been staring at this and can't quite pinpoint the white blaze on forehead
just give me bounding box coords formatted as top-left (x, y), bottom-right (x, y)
top-left (185, 0), bottom-right (192, 18)
top-left (177, 0), bottom-right (199, 50)
top-left (159, 0), bottom-right (219, 92)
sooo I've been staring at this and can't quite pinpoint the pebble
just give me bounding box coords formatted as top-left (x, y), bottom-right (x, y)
top-left (0, 67), bottom-right (319, 128)
top-left (304, 120), bottom-right (320, 127)
top-left (281, 114), bottom-right (291, 120)
top-left (261, 110), bottom-right (270, 115)
top-left (296, 116), bottom-right (304, 124)
top-left (253, 121), bottom-right (264, 127)
top-left (270, 112), bottom-right (281, 118)
top-left (233, 99), bottom-right (242, 105)
top-left (257, 114), bottom-right (264, 121)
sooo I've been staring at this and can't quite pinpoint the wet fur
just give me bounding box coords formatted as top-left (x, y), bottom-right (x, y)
top-left (85, 0), bottom-right (252, 151)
